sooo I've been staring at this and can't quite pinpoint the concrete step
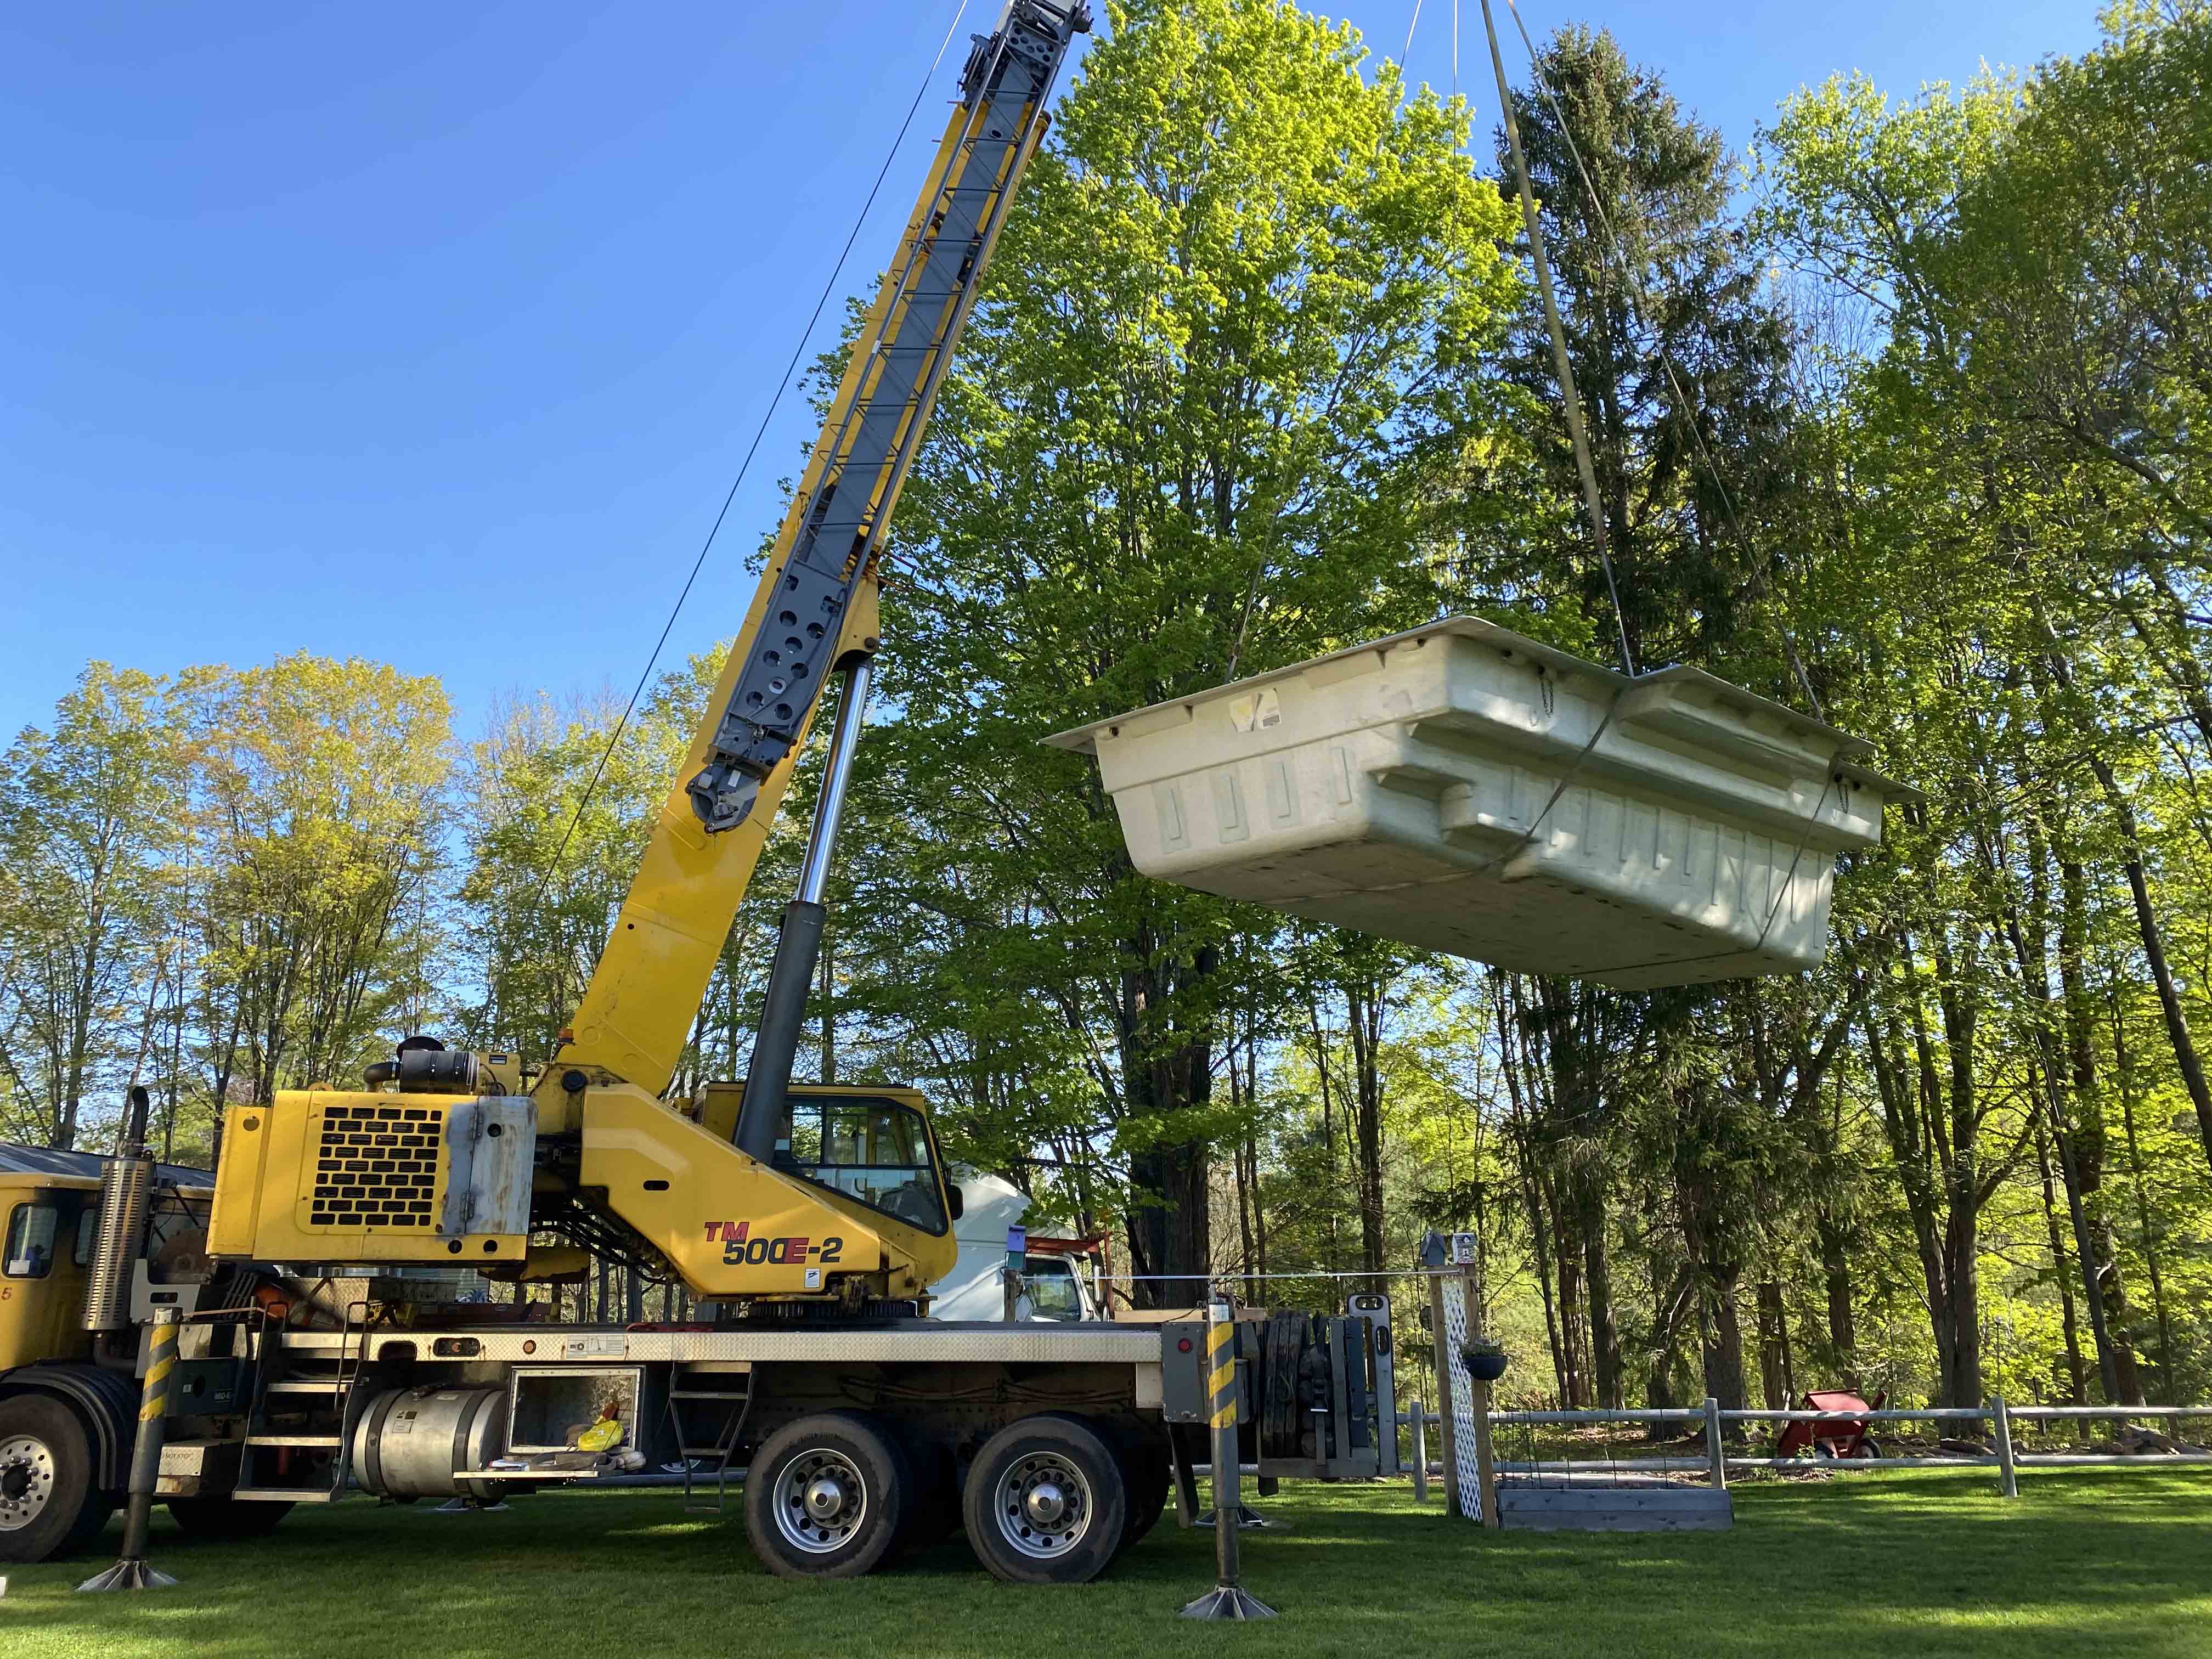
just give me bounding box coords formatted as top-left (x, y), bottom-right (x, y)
top-left (1497, 1486), bottom-right (1733, 1532)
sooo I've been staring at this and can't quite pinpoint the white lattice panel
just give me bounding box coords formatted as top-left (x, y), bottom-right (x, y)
top-left (1439, 1279), bottom-right (1484, 1521)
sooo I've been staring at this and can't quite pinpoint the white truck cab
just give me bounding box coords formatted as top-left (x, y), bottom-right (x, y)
top-left (928, 1170), bottom-right (1105, 1322)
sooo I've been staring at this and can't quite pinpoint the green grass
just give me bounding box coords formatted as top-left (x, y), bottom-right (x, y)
top-left (5, 1471), bottom-right (2211, 1658)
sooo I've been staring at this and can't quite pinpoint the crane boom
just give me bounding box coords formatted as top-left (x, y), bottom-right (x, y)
top-left (204, 4), bottom-right (1091, 1319)
top-left (561, 1), bottom-right (1090, 1096)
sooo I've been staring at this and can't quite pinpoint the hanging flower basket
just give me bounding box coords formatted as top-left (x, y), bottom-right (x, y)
top-left (1460, 1338), bottom-right (1509, 1382)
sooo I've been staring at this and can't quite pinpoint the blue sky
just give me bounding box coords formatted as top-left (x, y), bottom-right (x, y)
top-left (1, 1), bottom-right (2103, 747)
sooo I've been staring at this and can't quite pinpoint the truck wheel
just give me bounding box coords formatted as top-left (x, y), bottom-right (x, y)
top-left (0, 1395), bottom-right (111, 1563)
top-left (1115, 1432), bottom-right (1170, 1556)
top-left (743, 1412), bottom-right (910, 1579)
top-left (168, 1497), bottom-right (294, 1539)
top-left (963, 1414), bottom-right (1126, 1585)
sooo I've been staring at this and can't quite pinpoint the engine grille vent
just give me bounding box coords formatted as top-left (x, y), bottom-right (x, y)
top-left (308, 1103), bottom-right (441, 1229)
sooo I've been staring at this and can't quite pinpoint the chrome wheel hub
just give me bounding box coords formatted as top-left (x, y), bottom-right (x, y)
top-left (774, 1448), bottom-right (869, 1555)
top-left (0, 1435), bottom-right (55, 1532)
top-left (1025, 1481), bottom-right (1068, 1526)
top-left (994, 1452), bottom-right (1093, 1560)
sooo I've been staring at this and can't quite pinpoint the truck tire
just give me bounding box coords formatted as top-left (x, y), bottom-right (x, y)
top-left (963, 1413), bottom-right (1126, 1585)
top-left (743, 1412), bottom-right (910, 1579)
top-left (1115, 1431), bottom-right (1170, 1556)
top-left (168, 1497), bottom-right (294, 1539)
top-left (0, 1393), bottom-right (112, 1563)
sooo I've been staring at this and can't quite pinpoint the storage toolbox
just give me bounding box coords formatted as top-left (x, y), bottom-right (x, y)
top-left (1046, 618), bottom-right (1911, 988)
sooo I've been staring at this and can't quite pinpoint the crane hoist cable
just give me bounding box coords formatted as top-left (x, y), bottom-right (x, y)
top-left (1479, 0), bottom-right (1637, 679)
top-left (526, 0), bottom-right (974, 914)
top-left (1493, 0), bottom-right (1828, 720)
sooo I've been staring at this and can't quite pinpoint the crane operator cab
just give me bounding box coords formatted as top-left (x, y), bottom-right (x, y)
top-left (678, 1080), bottom-right (964, 1305)
top-left (771, 1092), bottom-right (953, 1236)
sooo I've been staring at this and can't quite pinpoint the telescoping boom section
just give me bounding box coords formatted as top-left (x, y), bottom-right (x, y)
top-left (204, 2), bottom-right (1092, 1313)
top-left (575, 0), bottom-right (1088, 1101)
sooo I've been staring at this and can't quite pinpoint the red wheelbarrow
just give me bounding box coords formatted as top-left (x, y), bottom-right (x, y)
top-left (1774, 1389), bottom-right (1886, 1459)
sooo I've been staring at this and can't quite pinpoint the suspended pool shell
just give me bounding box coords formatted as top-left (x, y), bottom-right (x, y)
top-left (1045, 618), bottom-right (1914, 990)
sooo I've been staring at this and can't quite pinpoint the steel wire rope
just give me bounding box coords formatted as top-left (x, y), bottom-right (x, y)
top-left (523, 1), bottom-right (972, 927)
top-left (1497, 0), bottom-right (1827, 718)
top-left (1480, 0), bottom-right (1637, 676)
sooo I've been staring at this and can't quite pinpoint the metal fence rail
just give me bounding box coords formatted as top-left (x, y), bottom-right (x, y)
top-left (1392, 1398), bottom-right (2212, 1502)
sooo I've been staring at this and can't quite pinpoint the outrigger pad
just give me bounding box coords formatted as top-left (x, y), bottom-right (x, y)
top-left (1047, 618), bottom-right (1916, 989)
top-left (77, 1558), bottom-right (177, 1592)
top-left (1195, 1504), bottom-right (1285, 1530)
top-left (1180, 1583), bottom-right (1278, 1620)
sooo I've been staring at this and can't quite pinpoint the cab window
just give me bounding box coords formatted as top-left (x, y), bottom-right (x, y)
top-left (4, 1201), bottom-right (61, 1278)
top-left (777, 1096), bottom-right (947, 1235)
top-left (76, 1203), bottom-right (102, 1267)
top-left (1026, 1259), bottom-right (1085, 1321)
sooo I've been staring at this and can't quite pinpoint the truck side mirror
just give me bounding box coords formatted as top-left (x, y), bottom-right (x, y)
top-left (946, 1186), bottom-right (964, 1222)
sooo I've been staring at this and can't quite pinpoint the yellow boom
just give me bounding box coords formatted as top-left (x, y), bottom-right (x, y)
top-left (208, 3), bottom-right (1092, 1307)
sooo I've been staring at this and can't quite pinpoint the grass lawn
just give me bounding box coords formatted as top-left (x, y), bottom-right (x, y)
top-left (4, 1470), bottom-right (2210, 1658)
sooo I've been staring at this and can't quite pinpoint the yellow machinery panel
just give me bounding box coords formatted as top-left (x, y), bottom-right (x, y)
top-left (209, 1091), bottom-right (531, 1267)
top-left (580, 1084), bottom-right (956, 1300)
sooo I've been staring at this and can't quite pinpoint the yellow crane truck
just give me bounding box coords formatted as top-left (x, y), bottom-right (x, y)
top-left (0, 1), bottom-right (1399, 1585)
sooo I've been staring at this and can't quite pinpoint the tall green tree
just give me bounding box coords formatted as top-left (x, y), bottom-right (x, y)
top-left (0, 665), bottom-right (188, 1149)
top-left (191, 654), bottom-right (451, 1113)
top-left (1482, 25), bottom-right (1799, 679)
top-left (872, 0), bottom-right (1520, 1297)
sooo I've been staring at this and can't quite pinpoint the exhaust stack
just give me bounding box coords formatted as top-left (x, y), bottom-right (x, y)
top-left (81, 1085), bottom-right (154, 1333)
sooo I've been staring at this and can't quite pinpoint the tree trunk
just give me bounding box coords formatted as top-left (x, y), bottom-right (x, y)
top-left (2113, 1007), bottom-right (2176, 1398)
top-left (1346, 979), bottom-right (1389, 1294)
top-left (1700, 1263), bottom-right (1750, 1419)
top-left (1522, 1154), bottom-right (1567, 1404)
top-left (1118, 950), bottom-right (1215, 1308)
top-left (2045, 1104), bottom-right (2123, 1404)
top-left (2041, 634), bottom-right (2212, 1177)
top-left (2056, 860), bottom-right (2142, 1403)
top-left (1755, 1280), bottom-right (1796, 1411)
top-left (1551, 1184), bottom-right (1585, 1408)
top-left (1937, 1202), bottom-right (1982, 1409)
top-left (1582, 1191), bottom-right (1622, 1409)
top-left (2034, 1119), bottom-right (2090, 1406)
top-left (1814, 1209), bottom-right (1857, 1384)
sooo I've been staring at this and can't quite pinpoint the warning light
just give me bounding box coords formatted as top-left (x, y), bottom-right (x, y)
top-left (1177, 1337), bottom-right (1194, 1353)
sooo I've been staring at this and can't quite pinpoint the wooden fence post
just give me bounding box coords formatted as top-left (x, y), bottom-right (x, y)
top-left (1703, 1397), bottom-right (1727, 1490)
